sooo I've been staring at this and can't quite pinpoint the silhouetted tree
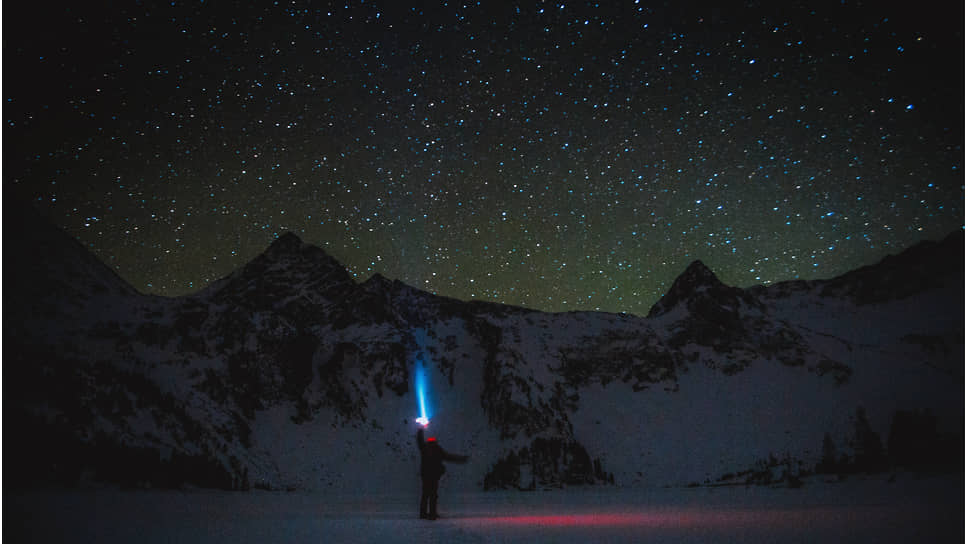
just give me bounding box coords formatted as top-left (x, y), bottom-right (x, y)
top-left (887, 409), bottom-right (950, 470)
top-left (853, 407), bottom-right (886, 472)
top-left (816, 432), bottom-right (841, 474)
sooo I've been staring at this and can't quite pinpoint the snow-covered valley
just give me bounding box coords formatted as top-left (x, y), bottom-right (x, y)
top-left (7, 474), bottom-right (961, 543)
top-left (5, 206), bottom-right (963, 535)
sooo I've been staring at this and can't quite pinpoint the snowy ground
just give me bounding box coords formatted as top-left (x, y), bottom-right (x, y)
top-left (7, 475), bottom-right (962, 543)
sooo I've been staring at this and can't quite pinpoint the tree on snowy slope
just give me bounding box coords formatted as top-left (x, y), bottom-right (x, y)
top-left (852, 407), bottom-right (886, 473)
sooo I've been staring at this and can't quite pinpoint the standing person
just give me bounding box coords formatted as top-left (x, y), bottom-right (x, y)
top-left (416, 425), bottom-right (469, 520)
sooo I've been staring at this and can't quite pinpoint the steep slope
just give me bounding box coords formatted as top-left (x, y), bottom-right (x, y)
top-left (4, 203), bottom-right (140, 333)
top-left (5, 213), bottom-right (963, 492)
top-left (818, 230), bottom-right (965, 304)
top-left (647, 260), bottom-right (757, 319)
top-left (199, 232), bottom-right (357, 323)
top-left (644, 260), bottom-right (822, 378)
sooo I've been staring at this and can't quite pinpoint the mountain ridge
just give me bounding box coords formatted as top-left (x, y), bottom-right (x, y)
top-left (9, 200), bottom-right (960, 318)
top-left (5, 210), bottom-right (963, 492)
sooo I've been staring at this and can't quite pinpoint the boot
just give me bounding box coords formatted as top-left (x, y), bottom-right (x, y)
top-left (428, 495), bottom-right (438, 520)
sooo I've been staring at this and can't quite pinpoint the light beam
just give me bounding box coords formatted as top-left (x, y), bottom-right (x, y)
top-left (414, 363), bottom-right (431, 426)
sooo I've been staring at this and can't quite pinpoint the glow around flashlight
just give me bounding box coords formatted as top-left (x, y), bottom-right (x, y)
top-left (415, 363), bottom-right (431, 426)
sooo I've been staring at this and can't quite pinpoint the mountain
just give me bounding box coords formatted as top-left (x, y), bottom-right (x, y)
top-left (647, 259), bottom-right (756, 319)
top-left (4, 210), bottom-right (963, 492)
top-left (5, 203), bottom-right (140, 333)
top-left (817, 231), bottom-right (965, 304)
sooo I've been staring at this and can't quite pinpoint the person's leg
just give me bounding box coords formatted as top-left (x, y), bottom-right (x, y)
top-left (419, 479), bottom-right (430, 518)
top-left (428, 478), bottom-right (440, 519)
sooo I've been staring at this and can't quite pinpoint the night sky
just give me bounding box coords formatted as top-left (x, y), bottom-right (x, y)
top-left (5, 1), bottom-right (964, 316)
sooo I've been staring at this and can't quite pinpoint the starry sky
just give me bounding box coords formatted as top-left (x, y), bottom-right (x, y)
top-left (5, 1), bottom-right (964, 316)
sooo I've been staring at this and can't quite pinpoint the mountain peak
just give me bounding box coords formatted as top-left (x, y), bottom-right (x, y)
top-left (266, 232), bottom-right (305, 255)
top-left (668, 259), bottom-right (726, 294)
top-left (259, 232), bottom-right (341, 271)
top-left (647, 259), bottom-right (730, 318)
top-left (682, 259), bottom-right (719, 283)
top-left (201, 232), bottom-right (356, 312)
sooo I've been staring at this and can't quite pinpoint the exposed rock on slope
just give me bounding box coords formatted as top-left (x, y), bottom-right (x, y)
top-left (5, 207), bottom-right (963, 491)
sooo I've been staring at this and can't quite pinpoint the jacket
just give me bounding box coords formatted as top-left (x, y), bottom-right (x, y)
top-left (417, 428), bottom-right (469, 479)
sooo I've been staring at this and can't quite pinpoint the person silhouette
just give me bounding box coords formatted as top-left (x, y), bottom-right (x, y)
top-left (416, 425), bottom-right (468, 520)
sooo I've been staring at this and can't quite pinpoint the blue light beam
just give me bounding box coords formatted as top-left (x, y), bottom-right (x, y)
top-left (415, 363), bottom-right (432, 426)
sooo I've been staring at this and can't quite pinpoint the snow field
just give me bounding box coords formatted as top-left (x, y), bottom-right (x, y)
top-left (7, 475), bottom-right (961, 543)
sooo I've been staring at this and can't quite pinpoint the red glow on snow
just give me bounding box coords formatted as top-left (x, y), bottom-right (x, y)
top-left (479, 513), bottom-right (651, 527)
top-left (468, 506), bottom-right (897, 530)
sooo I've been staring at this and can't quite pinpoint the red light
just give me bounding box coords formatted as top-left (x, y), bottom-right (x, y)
top-left (467, 506), bottom-right (897, 530)
top-left (478, 514), bottom-right (653, 527)
top-left (427, 437), bottom-right (437, 442)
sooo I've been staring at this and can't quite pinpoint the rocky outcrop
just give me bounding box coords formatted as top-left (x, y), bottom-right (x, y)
top-left (5, 209), bottom-right (963, 491)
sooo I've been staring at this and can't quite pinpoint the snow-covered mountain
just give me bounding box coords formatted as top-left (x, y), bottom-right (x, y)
top-left (5, 205), bottom-right (963, 492)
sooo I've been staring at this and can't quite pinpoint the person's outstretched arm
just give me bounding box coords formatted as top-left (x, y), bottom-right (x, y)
top-left (442, 448), bottom-right (469, 463)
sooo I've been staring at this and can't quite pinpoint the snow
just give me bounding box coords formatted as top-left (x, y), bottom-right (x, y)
top-left (12, 224), bottom-right (962, 509)
top-left (8, 475), bottom-right (961, 543)
top-left (572, 360), bottom-right (830, 486)
top-left (221, 280), bottom-right (961, 493)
